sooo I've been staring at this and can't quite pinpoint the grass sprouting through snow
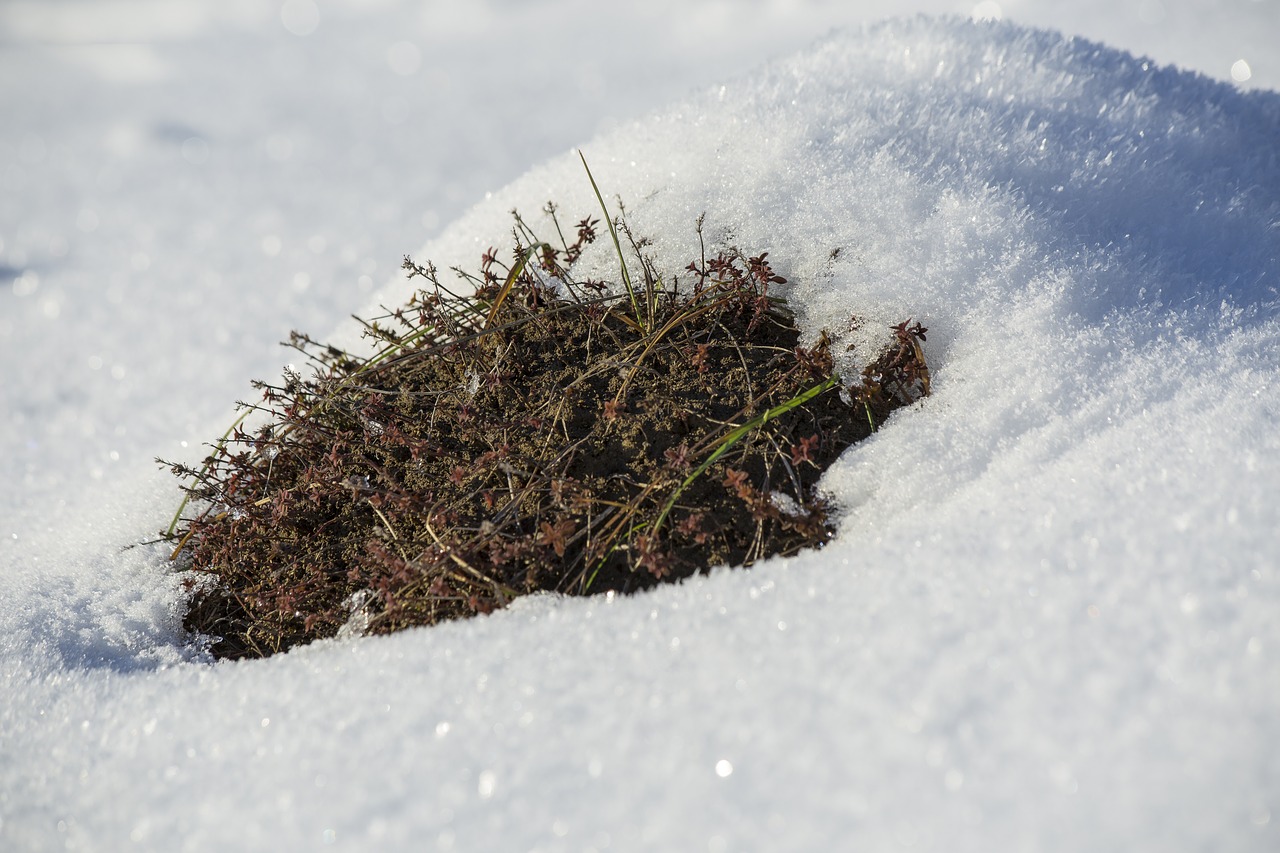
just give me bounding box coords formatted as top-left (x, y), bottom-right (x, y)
top-left (162, 193), bottom-right (929, 659)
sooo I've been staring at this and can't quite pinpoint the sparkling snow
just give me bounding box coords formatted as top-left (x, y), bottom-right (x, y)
top-left (2, 2), bottom-right (1278, 851)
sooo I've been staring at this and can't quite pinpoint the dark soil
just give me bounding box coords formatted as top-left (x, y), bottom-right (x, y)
top-left (164, 209), bottom-right (928, 659)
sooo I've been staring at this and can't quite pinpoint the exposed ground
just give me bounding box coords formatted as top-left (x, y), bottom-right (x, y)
top-left (166, 209), bottom-right (928, 659)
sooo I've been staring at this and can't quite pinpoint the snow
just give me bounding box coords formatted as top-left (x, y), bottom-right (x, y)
top-left (3, 2), bottom-right (1279, 851)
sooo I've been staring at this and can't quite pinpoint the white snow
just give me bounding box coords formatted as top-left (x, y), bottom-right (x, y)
top-left (3, 2), bottom-right (1278, 852)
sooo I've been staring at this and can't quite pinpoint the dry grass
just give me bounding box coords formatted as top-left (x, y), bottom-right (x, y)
top-left (163, 199), bottom-right (928, 659)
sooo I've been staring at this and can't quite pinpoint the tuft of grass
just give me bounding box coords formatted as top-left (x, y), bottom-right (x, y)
top-left (162, 182), bottom-right (929, 660)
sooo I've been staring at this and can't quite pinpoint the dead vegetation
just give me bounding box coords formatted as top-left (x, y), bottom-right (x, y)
top-left (163, 195), bottom-right (928, 660)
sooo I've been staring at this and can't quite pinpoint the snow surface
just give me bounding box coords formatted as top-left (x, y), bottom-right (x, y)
top-left (3, 2), bottom-right (1279, 852)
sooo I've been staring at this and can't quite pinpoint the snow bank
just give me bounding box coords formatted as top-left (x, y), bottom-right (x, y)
top-left (3, 16), bottom-right (1278, 853)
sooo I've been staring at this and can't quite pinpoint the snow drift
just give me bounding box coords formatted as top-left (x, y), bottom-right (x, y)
top-left (3, 16), bottom-right (1278, 853)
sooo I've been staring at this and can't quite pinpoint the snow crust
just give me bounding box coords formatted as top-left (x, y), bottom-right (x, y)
top-left (3, 6), bottom-right (1279, 853)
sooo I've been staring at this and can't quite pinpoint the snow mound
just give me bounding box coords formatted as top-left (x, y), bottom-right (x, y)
top-left (4, 17), bottom-right (1278, 853)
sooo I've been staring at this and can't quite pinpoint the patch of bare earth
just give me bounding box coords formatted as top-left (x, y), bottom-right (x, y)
top-left (164, 209), bottom-right (928, 659)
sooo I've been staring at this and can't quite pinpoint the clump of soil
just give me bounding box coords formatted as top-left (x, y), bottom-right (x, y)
top-left (164, 207), bottom-right (928, 659)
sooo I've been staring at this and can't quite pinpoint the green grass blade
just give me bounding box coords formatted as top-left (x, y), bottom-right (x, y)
top-left (578, 150), bottom-right (640, 324)
top-left (654, 375), bottom-right (839, 533)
